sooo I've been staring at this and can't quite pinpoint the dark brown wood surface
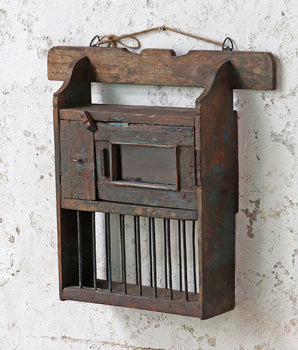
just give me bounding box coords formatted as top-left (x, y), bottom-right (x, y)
top-left (48, 46), bottom-right (276, 90)
top-left (62, 285), bottom-right (200, 317)
top-left (60, 120), bottom-right (96, 200)
top-left (197, 61), bottom-right (236, 319)
top-left (97, 183), bottom-right (196, 210)
top-left (94, 123), bottom-right (194, 146)
top-left (95, 141), bottom-right (110, 180)
top-left (95, 279), bottom-right (199, 302)
top-left (59, 104), bottom-right (195, 126)
top-left (61, 198), bottom-right (198, 220)
top-left (53, 56), bottom-right (91, 109)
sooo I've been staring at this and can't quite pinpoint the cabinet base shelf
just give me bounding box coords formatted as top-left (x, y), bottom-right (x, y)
top-left (61, 283), bottom-right (201, 318)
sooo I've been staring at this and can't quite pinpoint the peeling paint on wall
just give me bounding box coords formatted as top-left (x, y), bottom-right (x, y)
top-left (243, 198), bottom-right (261, 238)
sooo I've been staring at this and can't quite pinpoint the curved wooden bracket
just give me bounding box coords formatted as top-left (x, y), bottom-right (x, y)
top-left (53, 56), bottom-right (91, 109)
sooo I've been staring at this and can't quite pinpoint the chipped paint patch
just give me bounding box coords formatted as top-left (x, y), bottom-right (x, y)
top-left (242, 199), bottom-right (261, 238)
top-left (271, 129), bottom-right (296, 156)
top-left (212, 165), bottom-right (224, 174)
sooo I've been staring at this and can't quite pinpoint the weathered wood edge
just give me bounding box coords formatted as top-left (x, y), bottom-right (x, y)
top-left (61, 198), bottom-right (198, 220)
top-left (62, 286), bottom-right (201, 318)
top-left (53, 55), bottom-right (90, 109)
top-left (198, 61), bottom-right (236, 319)
top-left (48, 46), bottom-right (276, 90)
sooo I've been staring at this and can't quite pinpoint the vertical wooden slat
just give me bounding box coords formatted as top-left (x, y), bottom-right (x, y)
top-left (134, 216), bottom-right (139, 285)
top-left (105, 213), bottom-right (112, 292)
top-left (192, 221), bottom-right (197, 294)
top-left (167, 219), bottom-right (173, 299)
top-left (105, 213), bottom-right (109, 281)
top-left (92, 212), bottom-right (97, 290)
top-left (152, 218), bottom-right (157, 298)
top-left (136, 216), bottom-right (142, 295)
top-left (149, 218), bottom-right (153, 288)
top-left (234, 110), bottom-right (239, 213)
top-left (182, 220), bottom-right (188, 301)
top-left (163, 219), bottom-right (168, 289)
top-left (178, 220), bottom-right (182, 292)
top-left (77, 211), bottom-right (82, 288)
top-left (120, 214), bottom-right (127, 293)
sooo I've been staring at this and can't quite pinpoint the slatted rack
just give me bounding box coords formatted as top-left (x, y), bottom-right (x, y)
top-left (48, 46), bottom-right (276, 319)
top-left (63, 212), bottom-right (200, 316)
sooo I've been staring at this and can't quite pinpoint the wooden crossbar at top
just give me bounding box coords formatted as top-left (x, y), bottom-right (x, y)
top-left (48, 46), bottom-right (276, 90)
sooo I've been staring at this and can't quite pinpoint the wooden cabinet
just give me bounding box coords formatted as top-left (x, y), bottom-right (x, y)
top-left (48, 46), bottom-right (275, 319)
top-left (59, 104), bottom-right (197, 210)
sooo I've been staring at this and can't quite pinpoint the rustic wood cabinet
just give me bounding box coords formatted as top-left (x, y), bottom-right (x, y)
top-left (48, 47), bottom-right (275, 319)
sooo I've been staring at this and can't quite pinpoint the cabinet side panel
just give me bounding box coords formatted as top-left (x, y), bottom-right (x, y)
top-left (199, 62), bottom-right (236, 319)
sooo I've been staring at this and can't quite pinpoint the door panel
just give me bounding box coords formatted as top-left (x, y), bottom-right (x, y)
top-left (95, 122), bottom-right (196, 210)
top-left (60, 120), bottom-right (96, 200)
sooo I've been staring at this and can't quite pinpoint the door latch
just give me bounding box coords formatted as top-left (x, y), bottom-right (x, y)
top-left (80, 111), bottom-right (97, 132)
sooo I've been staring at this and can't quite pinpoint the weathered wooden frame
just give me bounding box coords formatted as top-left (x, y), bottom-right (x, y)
top-left (48, 46), bottom-right (275, 319)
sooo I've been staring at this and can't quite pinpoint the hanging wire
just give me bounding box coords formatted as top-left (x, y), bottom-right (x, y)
top-left (89, 25), bottom-right (234, 51)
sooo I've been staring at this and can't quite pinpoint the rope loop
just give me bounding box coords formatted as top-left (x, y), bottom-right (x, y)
top-left (89, 26), bottom-right (233, 50)
top-left (100, 34), bottom-right (141, 49)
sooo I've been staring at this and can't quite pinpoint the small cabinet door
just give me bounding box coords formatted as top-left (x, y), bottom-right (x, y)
top-left (95, 122), bottom-right (197, 210)
top-left (60, 120), bottom-right (96, 200)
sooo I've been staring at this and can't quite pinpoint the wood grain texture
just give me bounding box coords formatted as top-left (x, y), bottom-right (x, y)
top-left (48, 46), bottom-right (276, 90)
top-left (61, 198), bottom-right (198, 220)
top-left (53, 56), bottom-right (91, 108)
top-left (197, 61), bottom-right (236, 319)
top-left (97, 183), bottom-right (197, 210)
top-left (59, 104), bottom-right (195, 127)
top-left (62, 285), bottom-right (200, 317)
top-left (60, 120), bottom-right (96, 200)
top-left (94, 123), bottom-right (194, 146)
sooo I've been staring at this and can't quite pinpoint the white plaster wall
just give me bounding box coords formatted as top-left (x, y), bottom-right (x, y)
top-left (0, 0), bottom-right (297, 349)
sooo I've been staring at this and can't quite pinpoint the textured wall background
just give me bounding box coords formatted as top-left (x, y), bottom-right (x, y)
top-left (0, 1), bottom-right (297, 349)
